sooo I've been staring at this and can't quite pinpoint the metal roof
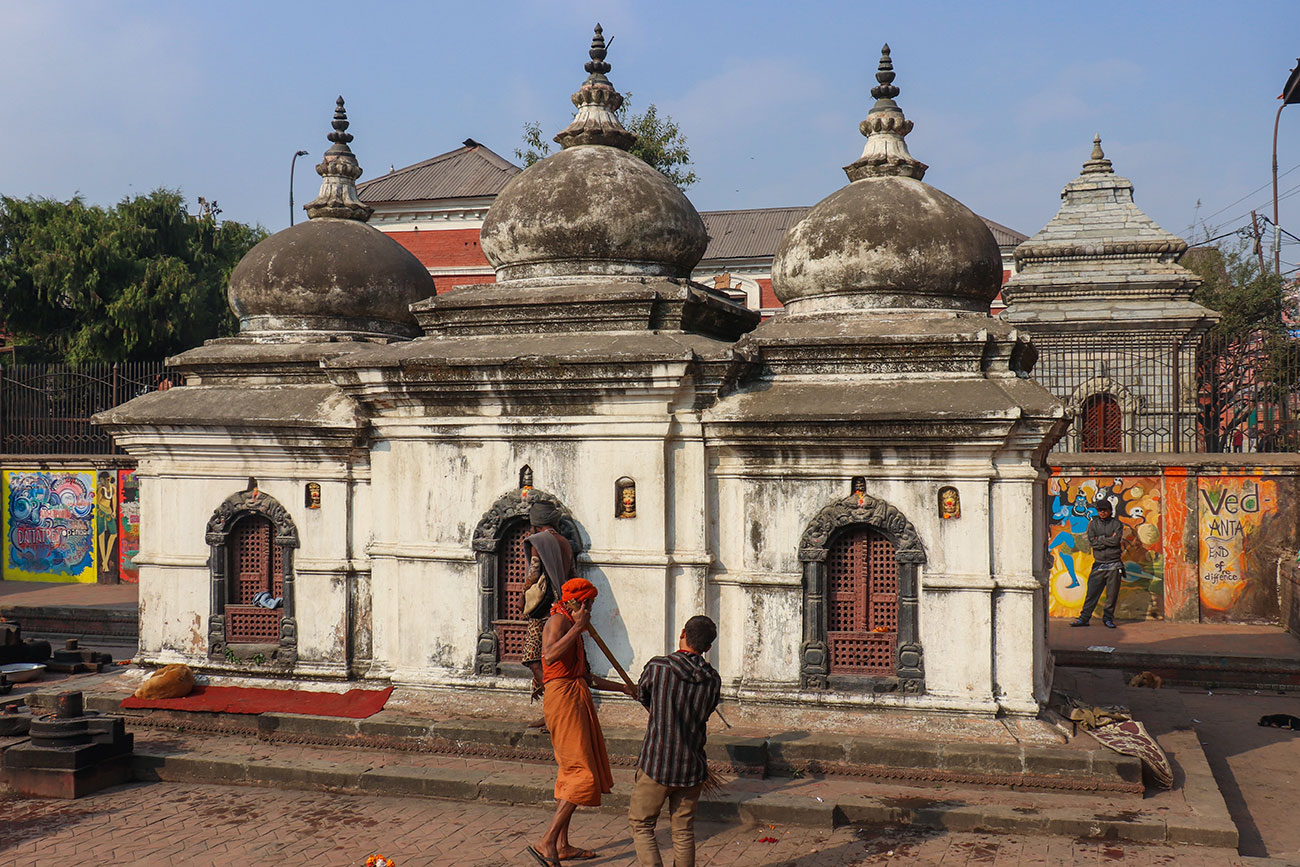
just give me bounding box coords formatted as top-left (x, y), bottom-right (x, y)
top-left (700, 207), bottom-right (1026, 262)
top-left (357, 139), bottom-right (520, 203)
top-left (980, 216), bottom-right (1029, 248)
top-left (699, 207), bottom-right (810, 261)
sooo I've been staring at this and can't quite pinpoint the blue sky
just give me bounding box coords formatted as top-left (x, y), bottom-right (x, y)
top-left (2, 1), bottom-right (1298, 268)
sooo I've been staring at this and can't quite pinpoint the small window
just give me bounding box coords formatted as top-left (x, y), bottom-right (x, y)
top-left (1081, 394), bottom-right (1122, 452)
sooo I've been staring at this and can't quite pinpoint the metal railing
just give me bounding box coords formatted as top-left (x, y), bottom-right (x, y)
top-left (1030, 332), bottom-right (1300, 454)
top-left (0, 361), bottom-right (171, 455)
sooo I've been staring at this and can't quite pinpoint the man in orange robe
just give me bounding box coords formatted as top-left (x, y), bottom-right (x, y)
top-left (527, 577), bottom-right (635, 866)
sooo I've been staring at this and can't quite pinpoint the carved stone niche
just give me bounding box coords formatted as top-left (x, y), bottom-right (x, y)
top-left (798, 492), bottom-right (926, 695)
top-left (205, 488), bottom-right (300, 667)
top-left (470, 488), bottom-right (584, 676)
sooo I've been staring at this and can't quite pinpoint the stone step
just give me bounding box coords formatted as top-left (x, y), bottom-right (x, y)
top-left (123, 744), bottom-right (1235, 848)
top-left (71, 691), bottom-right (1144, 795)
top-left (0, 605), bottom-right (138, 642)
top-left (1054, 647), bottom-right (1300, 692)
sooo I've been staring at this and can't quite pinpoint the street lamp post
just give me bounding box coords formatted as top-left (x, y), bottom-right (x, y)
top-left (290, 149), bottom-right (309, 226)
top-left (1272, 60), bottom-right (1300, 275)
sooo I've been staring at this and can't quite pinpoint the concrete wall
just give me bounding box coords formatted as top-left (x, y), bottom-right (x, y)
top-left (1049, 454), bottom-right (1300, 624)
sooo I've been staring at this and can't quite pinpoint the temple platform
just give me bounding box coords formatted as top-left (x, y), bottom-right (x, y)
top-left (4, 666), bottom-right (1235, 848)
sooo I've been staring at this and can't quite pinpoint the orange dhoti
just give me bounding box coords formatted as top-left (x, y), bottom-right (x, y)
top-left (543, 676), bottom-right (614, 806)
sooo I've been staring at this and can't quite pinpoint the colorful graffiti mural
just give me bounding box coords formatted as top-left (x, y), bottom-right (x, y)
top-left (2, 470), bottom-right (98, 582)
top-left (117, 469), bottom-right (141, 583)
top-left (1198, 477), bottom-right (1279, 616)
top-left (1048, 476), bottom-right (1163, 620)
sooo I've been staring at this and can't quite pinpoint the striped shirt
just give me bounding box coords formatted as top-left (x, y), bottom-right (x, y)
top-left (636, 650), bottom-right (721, 788)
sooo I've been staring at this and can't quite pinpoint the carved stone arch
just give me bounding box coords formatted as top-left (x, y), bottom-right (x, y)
top-left (1068, 375), bottom-right (1141, 451)
top-left (471, 488), bottom-right (584, 675)
top-left (206, 489), bottom-right (300, 666)
top-left (797, 492), bottom-right (925, 694)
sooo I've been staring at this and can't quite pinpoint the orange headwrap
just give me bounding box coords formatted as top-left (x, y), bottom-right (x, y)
top-left (560, 577), bottom-right (598, 604)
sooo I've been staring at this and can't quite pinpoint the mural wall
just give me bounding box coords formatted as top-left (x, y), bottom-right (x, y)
top-left (1048, 475), bottom-right (1163, 620)
top-left (1197, 476), bottom-right (1285, 622)
top-left (117, 469), bottom-right (141, 584)
top-left (1049, 464), bottom-right (1300, 624)
top-left (2, 469), bottom-right (98, 583)
top-left (95, 470), bottom-right (119, 583)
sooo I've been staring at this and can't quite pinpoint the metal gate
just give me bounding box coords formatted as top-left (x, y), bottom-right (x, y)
top-left (0, 361), bottom-right (170, 454)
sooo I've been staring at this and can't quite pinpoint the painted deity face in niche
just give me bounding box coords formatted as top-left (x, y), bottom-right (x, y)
top-left (939, 487), bottom-right (960, 520)
top-left (619, 485), bottom-right (635, 517)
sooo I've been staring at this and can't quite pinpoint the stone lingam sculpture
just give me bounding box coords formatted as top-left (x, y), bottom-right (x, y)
top-left (1, 690), bottom-right (133, 798)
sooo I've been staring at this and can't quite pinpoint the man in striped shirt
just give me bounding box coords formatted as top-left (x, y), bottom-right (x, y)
top-left (627, 615), bottom-right (721, 867)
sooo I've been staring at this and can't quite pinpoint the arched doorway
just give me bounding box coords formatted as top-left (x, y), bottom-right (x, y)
top-left (470, 488), bottom-right (584, 675)
top-left (205, 487), bottom-right (299, 664)
top-left (798, 491), bottom-right (926, 692)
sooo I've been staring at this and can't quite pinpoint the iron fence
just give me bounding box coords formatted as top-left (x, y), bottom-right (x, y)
top-left (1030, 332), bottom-right (1300, 454)
top-left (0, 361), bottom-right (171, 455)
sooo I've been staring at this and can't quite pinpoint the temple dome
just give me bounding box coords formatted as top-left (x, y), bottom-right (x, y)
top-left (228, 98), bottom-right (435, 338)
top-left (478, 26), bottom-right (708, 283)
top-left (771, 46), bottom-right (1001, 314)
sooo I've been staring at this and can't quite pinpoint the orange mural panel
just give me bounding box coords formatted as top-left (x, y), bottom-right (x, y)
top-left (1161, 468), bottom-right (1198, 621)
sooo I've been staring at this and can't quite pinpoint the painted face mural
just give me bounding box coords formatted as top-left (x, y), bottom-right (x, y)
top-left (1047, 475), bottom-right (1163, 619)
top-left (3, 470), bottom-right (97, 581)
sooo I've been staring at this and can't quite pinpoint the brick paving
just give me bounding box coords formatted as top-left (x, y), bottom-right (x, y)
top-left (0, 578), bottom-right (138, 608)
top-left (0, 782), bottom-right (1262, 867)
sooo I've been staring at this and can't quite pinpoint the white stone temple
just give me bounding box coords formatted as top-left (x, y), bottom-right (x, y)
top-left (98, 35), bottom-right (1065, 717)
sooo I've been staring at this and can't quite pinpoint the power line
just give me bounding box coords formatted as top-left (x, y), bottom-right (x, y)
top-left (1208, 181), bottom-right (1300, 238)
top-left (1191, 162), bottom-right (1300, 229)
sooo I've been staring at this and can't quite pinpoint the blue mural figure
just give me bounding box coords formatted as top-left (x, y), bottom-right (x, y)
top-left (1049, 489), bottom-right (1096, 589)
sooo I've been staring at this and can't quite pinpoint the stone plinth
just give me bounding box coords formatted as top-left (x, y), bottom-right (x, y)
top-left (2, 691), bottom-right (134, 798)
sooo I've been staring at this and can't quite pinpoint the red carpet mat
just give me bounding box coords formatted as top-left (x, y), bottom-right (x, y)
top-left (120, 685), bottom-right (394, 718)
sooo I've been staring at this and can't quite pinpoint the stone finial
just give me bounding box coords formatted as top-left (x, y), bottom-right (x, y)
top-left (553, 24), bottom-right (638, 151)
top-left (304, 97), bottom-right (374, 221)
top-left (1081, 134), bottom-right (1114, 175)
top-left (844, 44), bottom-right (927, 182)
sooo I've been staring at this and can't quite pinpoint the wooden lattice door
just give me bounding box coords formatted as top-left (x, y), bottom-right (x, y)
top-left (225, 515), bottom-right (284, 643)
top-left (826, 526), bottom-right (898, 676)
top-left (1081, 394), bottom-right (1122, 452)
top-left (494, 522), bottom-right (532, 662)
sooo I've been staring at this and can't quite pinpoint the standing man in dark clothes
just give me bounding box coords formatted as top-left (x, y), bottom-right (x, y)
top-left (1070, 499), bottom-right (1125, 629)
top-left (628, 615), bottom-right (721, 867)
top-left (520, 500), bottom-right (577, 728)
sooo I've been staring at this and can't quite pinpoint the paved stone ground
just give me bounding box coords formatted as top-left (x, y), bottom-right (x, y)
top-left (1183, 690), bottom-right (1300, 861)
top-left (1048, 619), bottom-right (1300, 660)
top-left (0, 782), bottom-right (1267, 867)
top-left (0, 578), bottom-right (138, 608)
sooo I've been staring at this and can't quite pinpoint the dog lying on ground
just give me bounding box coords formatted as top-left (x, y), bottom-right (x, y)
top-left (133, 663), bottom-right (195, 699)
top-left (1128, 671), bottom-right (1163, 689)
top-left (1258, 713), bottom-right (1300, 730)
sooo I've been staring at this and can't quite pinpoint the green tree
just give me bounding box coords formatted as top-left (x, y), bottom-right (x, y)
top-left (1183, 240), bottom-right (1289, 336)
top-left (0, 189), bottom-right (265, 363)
top-left (1183, 239), bottom-right (1299, 451)
top-left (515, 93), bottom-right (698, 190)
